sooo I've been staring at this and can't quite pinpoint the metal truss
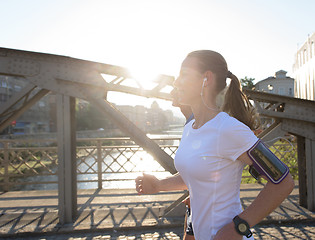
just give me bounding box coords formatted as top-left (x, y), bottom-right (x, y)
top-left (0, 47), bottom-right (176, 173)
top-left (0, 47), bottom-right (176, 223)
top-left (244, 89), bottom-right (315, 211)
top-left (0, 47), bottom-right (314, 215)
top-left (0, 84), bottom-right (49, 132)
top-left (244, 89), bottom-right (315, 140)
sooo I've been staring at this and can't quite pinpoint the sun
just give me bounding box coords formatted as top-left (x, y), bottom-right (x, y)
top-left (127, 61), bottom-right (163, 89)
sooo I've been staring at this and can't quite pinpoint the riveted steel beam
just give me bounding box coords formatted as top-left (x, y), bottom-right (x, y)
top-left (57, 94), bottom-right (77, 224)
top-left (0, 83), bottom-right (36, 117)
top-left (81, 88), bottom-right (177, 174)
top-left (0, 47), bottom-right (174, 101)
top-left (0, 88), bottom-right (49, 132)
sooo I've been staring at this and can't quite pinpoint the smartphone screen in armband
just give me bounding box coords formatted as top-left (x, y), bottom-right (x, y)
top-left (248, 140), bottom-right (289, 184)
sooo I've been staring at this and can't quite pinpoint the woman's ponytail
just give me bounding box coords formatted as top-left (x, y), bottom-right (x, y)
top-left (222, 73), bottom-right (259, 130)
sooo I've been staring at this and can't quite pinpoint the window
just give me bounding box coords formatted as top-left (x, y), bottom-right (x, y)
top-left (14, 85), bottom-right (22, 91)
top-left (39, 101), bottom-right (45, 108)
top-left (1, 81), bottom-right (7, 88)
top-left (279, 87), bottom-right (285, 95)
top-left (0, 93), bottom-right (8, 102)
top-left (303, 49), bottom-right (307, 64)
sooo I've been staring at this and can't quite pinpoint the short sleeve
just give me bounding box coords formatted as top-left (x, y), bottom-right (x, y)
top-left (218, 117), bottom-right (258, 161)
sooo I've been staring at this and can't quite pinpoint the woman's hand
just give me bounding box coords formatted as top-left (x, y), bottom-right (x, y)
top-left (213, 222), bottom-right (243, 240)
top-left (135, 173), bottom-right (160, 194)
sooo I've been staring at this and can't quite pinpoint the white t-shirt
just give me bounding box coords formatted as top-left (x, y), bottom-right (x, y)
top-left (175, 112), bottom-right (258, 240)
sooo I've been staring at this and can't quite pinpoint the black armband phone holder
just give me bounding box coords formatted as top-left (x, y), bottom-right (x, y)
top-left (247, 140), bottom-right (289, 184)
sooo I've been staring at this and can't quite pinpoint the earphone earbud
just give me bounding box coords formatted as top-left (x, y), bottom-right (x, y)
top-left (202, 77), bottom-right (207, 87)
top-left (201, 78), bottom-right (207, 96)
top-left (200, 77), bottom-right (219, 111)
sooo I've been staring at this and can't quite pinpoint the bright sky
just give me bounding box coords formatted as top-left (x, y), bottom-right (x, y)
top-left (1, 0), bottom-right (314, 111)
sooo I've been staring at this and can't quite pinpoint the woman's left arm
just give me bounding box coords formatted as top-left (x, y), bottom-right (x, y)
top-left (214, 152), bottom-right (295, 239)
top-left (237, 152), bottom-right (295, 227)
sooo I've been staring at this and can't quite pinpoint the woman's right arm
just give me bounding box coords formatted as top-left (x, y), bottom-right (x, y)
top-left (135, 173), bottom-right (187, 194)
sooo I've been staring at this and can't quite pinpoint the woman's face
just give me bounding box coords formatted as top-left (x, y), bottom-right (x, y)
top-left (173, 57), bottom-right (204, 106)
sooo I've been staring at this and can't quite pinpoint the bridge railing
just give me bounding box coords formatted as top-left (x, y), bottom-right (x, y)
top-left (0, 137), bottom-right (179, 191)
top-left (0, 137), bottom-right (297, 191)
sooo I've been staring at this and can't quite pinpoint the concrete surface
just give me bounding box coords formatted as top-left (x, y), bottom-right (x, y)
top-left (0, 183), bottom-right (314, 239)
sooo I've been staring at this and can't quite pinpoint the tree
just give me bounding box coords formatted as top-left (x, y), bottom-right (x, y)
top-left (76, 102), bottom-right (112, 130)
top-left (240, 77), bottom-right (255, 90)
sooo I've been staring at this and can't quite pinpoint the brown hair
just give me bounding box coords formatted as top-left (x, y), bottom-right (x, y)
top-left (187, 50), bottom-right (259, 130)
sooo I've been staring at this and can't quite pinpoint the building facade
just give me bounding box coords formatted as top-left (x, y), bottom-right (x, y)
top-left (293, 32), bottom-right (315, 100)
top-left (255, 70), bottom-right (294, 97)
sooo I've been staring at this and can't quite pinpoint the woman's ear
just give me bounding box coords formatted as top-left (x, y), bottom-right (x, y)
top-left (204, 71), bottom-right (214, 86)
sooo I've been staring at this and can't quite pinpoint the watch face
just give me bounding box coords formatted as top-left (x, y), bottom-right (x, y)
top-left (238, 223), bottom-right (247, 233)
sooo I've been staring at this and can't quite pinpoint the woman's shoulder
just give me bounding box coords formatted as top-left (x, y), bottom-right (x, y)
top-left (220, 112), bottom-right (253, 132)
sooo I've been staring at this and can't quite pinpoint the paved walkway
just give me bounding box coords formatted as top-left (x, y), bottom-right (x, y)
top-left (1, 183), bottom-right (315, 239)
top-left (2, 222), bottom-right (315, 239)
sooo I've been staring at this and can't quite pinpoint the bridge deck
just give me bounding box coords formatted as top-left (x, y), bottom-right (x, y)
top-left (0, 183), bottom-right (314, 238)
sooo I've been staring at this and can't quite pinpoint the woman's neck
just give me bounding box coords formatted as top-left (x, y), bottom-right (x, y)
top-left (191, 103), bottom-right (220, 129)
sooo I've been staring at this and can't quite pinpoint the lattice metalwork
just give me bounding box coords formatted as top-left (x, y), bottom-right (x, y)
top-left (0, 137), bottom-right (299, 191)
top-left (77, 147), bottom-right (98, 174)
top-left (0, 138), bottom-right (181, 191)
top-left (7, 148), bottom-right (58, 175)
top-left (270, 140), bottom-right (298, 178)
top-left (102, 146), bottom-right (143, 173)
top-left (0, 140), bottom-right (58, 191)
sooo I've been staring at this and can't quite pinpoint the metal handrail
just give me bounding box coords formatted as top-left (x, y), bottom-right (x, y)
top-left (0, 137), bottom-right (180, 191)
top-left (0, 137), bottom-right (297, 192)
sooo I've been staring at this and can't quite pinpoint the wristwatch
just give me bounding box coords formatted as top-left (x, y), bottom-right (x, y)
top-left (233, 215), bottom-right (252, 238)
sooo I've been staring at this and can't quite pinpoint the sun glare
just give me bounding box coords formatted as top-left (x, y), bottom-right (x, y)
top-left (128, 66), bottom-right (159, 89)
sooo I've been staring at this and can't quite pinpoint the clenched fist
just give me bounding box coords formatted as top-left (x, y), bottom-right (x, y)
top-left (135, 173), bottom-right (160, 194)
